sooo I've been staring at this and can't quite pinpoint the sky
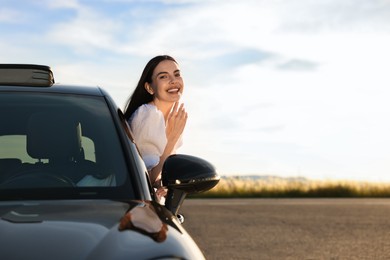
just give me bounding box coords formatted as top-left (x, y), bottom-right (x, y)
top-left (1, 0), bottom-right (390, 182)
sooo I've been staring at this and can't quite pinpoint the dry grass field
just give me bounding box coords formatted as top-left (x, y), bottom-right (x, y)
top-left (181, 199), bottom-right (390, 259)
top-left (192, 176), bottom-right (390, 198)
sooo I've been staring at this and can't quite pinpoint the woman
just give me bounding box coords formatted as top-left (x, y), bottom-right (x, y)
top-left (124, 55), bottom-right (187, 198)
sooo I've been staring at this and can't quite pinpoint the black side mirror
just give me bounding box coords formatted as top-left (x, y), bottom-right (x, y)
top-left (162, 154), bottom-right (220, 216)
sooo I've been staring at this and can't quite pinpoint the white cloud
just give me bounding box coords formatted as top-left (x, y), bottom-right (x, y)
top-left (42, 0), bottom-right (81, 9)
top-left (0, 8), bottom-right (22, 23)
top-left (45, 5), bottom-right (120, 54)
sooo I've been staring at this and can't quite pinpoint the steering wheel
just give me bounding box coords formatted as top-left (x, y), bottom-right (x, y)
top-left (0, 170), bottom-right (76, 188)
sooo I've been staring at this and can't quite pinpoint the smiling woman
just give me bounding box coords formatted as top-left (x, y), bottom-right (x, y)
top-left (124, 55), bottom-right (188, 202)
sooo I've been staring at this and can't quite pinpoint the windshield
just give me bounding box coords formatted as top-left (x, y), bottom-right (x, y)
top-left (0, 92), bottom-right (134, 199)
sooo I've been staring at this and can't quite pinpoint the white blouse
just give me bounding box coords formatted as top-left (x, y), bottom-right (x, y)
top-left (129, 104), bottom-right (183, 171)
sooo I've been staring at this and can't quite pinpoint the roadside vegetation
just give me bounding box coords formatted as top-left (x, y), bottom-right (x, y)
top-left (190, 176), bottom-right (390, 198)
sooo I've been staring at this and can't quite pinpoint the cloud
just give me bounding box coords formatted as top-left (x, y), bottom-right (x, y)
top-left (43, 0), bottom-right (81, 9)
top-left (39, 1), bottom-right (273, 59)
top-left (36, 0), bottom-right (390, 64)
top-left (277, 59), bottom-right (319, 71)
top-left (214, 49), bottom-right (274, 68)
top-left (6, 0), bottom-right (390, 62)
top-left (256, 125), bottom-right (285, 134)
top-left (0, 8), bottom-right (22, 23)
top-left (45, 3), bottom-right (120, 55)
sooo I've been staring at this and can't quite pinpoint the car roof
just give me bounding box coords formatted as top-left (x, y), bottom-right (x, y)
top-left (0, 64), bottom-right (105, 96)
top-left (0, 83), bottom-right (106, 96)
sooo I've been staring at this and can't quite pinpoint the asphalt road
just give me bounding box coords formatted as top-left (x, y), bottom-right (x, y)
top-left (180, 198), bottom-right (390, 259)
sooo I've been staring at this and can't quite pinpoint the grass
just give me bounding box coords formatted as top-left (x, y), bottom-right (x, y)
top-left (190, 176), bottom-right (390, 198)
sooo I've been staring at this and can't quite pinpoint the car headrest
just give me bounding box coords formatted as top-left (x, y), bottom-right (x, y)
top-left (27, 112), bottom-right (82, 162)
top-left (0, 158), bottom-right (22, 172)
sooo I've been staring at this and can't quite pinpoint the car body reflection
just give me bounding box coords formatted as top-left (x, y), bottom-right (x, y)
top-left (119, 201), bottom-right (168, 242)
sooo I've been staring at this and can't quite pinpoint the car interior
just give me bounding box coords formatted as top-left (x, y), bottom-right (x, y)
top-left (0, 92), bottom-right (129, 191)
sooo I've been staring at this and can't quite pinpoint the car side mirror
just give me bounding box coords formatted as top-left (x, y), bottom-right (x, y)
top-left (162, 154), bottom-right (220, 216)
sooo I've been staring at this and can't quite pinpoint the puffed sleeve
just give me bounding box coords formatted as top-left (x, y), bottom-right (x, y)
top-left (129, 104), bottom-right (167, 171)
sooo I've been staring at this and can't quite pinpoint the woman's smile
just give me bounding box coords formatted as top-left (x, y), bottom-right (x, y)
top-left (167, 87), bottom-right (180, 93)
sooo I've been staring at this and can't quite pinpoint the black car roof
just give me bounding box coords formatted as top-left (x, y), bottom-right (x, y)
top-left (0, 64), bottom-right (105, 96)
top-left (0, 83), bottom-right (106, 96)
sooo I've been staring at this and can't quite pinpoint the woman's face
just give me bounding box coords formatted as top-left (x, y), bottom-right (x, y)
top-left (146, 60), bottom-right (184, 103)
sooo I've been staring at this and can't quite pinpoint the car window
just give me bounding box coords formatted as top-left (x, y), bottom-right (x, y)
top-left (0, 135), bottom-right (44, 163)
top-left (0, 92), bottom-right (134, 199)
top-left (0, 135), bottom-right (95, 165)
top-left (82, 136), bottom-right (96, 162)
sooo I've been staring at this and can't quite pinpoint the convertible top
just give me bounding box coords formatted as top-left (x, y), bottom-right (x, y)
top-left (0, 64), bottom-right (54, 87)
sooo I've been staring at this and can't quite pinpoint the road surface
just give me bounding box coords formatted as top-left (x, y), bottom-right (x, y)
top-left (180, 198), bottom-right (390, 259)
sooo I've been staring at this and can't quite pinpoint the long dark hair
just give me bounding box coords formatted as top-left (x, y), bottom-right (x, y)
top-left (124, 55), bottom-right (177, 120)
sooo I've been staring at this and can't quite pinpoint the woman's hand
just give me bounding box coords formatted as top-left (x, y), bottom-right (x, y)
top-left (155, 186), bottom-right (168, 199)
top-left (149, 102), bottom-right (187, 185)
top-left (165, 102), bottom-right (187, 145)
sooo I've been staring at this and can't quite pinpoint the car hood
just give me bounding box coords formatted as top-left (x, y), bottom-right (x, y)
top-left (0, 200), bottom-right (204, 260)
